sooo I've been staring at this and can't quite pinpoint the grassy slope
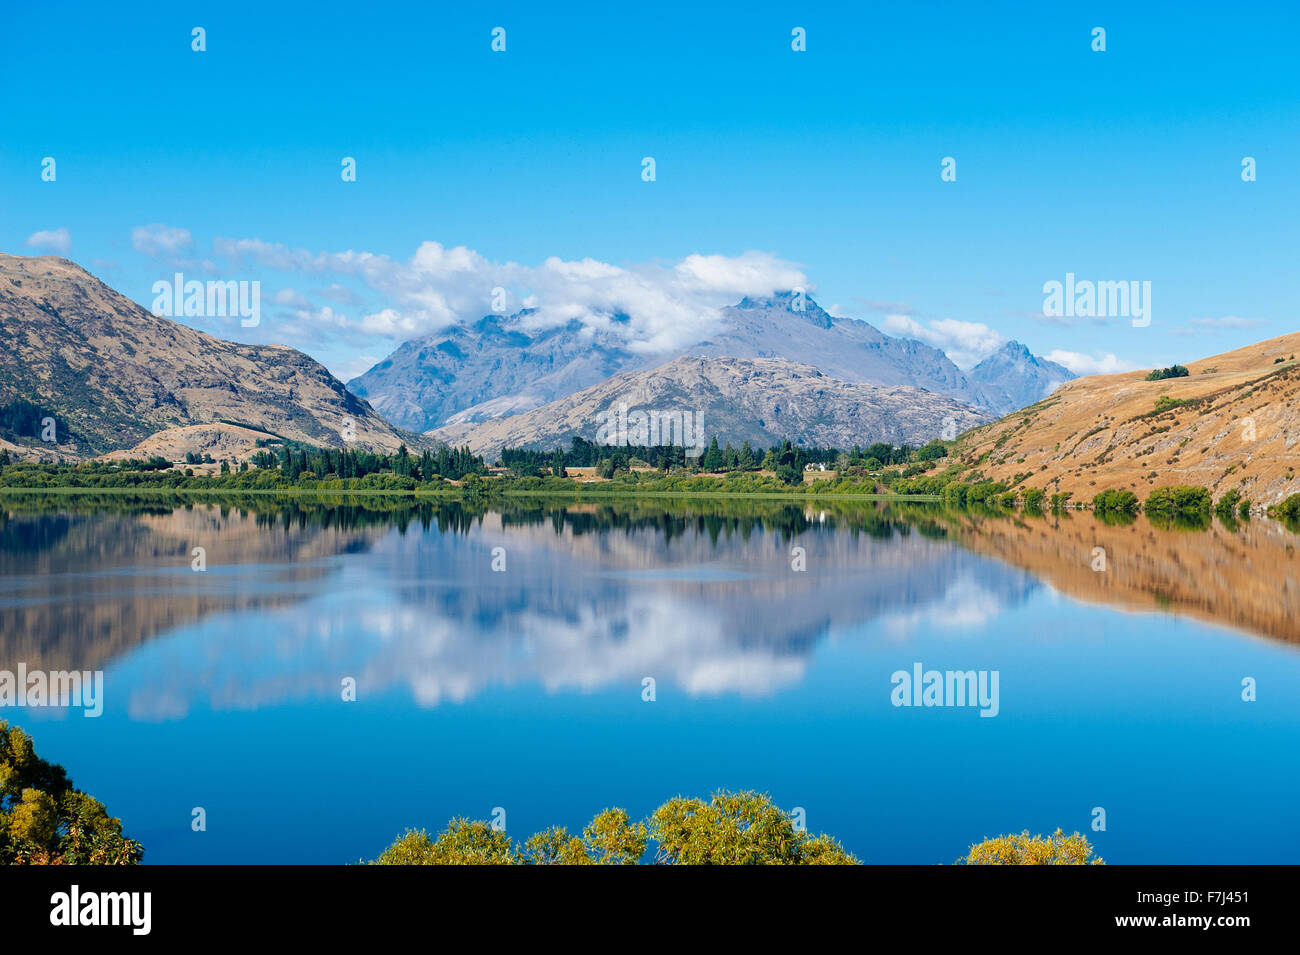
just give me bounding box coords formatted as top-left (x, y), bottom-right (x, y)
top-left (950, 331), bottom-right (1300, 507)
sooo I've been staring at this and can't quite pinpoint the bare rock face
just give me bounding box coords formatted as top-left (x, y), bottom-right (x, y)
top-left (350, 312), bottom-right (641, 433)
top-left (427, 355), bottom-right (994, 458)
top-left (0, 254), bottom-right (420, 458)
top-left (966, 341), bottom-right (1074, 413)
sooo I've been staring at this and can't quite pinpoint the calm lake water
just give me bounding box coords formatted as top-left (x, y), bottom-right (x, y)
top-left (2, 496), bottom-right (1298, 864)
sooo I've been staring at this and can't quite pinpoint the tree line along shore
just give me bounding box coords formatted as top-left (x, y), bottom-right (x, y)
top-left (3, 434), bottom-right (1296, 524)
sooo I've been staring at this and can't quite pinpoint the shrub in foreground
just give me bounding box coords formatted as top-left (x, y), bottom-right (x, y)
top-left (958, 829), bottom-right (1104, 865)
top-left (371, 791), bottom-right (1099, 866)
top-left (0, 721), bottom-right (143, 865)
top-left (372, 791), bottom-right (854, 865)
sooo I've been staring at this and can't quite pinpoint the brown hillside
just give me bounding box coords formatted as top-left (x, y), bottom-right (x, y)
top-left (950, 509), bottom-right (1300, 645)
top-left (0, 254), bottom-right (422, 458)
top-left (98, 422), bottom-right (274, 464)
top-left (955, 332), bottom-right (1300, 508)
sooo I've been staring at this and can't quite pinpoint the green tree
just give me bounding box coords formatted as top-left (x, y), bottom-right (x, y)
top-left (941, 481), bottom-right (970, 505)
top-left (0, 721), bottom-right (142, 865)
top-left (1092, 488), bottom-right (1139, 513)
top-left (701, 436), bottom-right (723, 472)
top-left (1214, 488), bottom-right (1243, 520)
top-left (771, 441), bottom-right (802, 485)
top-left (1144, 364), bottom-right (1190, 381)
top-left (1272, 493), bottom-right (1300, 522)
top-left (916, 440), bottom-right (948, 462)
top-left (1145, 484), bottom-right (1212, 516)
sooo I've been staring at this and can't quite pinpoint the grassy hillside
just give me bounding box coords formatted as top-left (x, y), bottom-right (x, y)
top-left (952, 332), bottom-right (1300, 508)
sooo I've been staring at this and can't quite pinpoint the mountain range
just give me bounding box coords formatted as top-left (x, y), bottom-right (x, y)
top-left (0, 254), bottom-right (1075, 461)
top-left (350, 292), bottom-right (1073, 433)
top-left (428, 356), bottom-right (995, 459)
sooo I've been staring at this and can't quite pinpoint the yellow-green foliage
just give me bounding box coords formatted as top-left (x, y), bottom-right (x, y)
top-left (1, 720), bottom-right (143, 865)
top-left (525, 808), bottom-right (647, 865)
top-left (372, 820), bottom-right (515, 865)
top-left (648, 791), bottom-right (856, 865)
top-left (958, 828), bottom-right (1104, 865)
top-left (371, 791), bottom-right (857, 865)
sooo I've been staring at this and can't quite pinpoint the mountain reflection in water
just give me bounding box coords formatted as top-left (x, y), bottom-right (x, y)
top-left (2, 496), bottom-right (1297, 716)
top-left (5, 495), bottom-right (1300, 865)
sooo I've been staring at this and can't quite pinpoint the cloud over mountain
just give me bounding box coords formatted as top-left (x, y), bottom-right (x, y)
top-left (211, 238), bottom-right (811, 352)
top-left (880, 314), bottom-right (1009, 370)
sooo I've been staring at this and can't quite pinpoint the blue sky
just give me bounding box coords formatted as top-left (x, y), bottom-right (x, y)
top-left (2, 0), bottom-right (1297, 380)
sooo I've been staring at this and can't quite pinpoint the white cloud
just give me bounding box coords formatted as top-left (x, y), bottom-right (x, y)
top-left (672, 251), bottom-right (807, 294)
top-left (359, 308), bottom-right (424, 336)
top-left (881, 314), bottom-right (1007, 369)
top-left (131, 223), bottom-right (193, 258)
top-left (211, 239), bottom-right (810, 353)
top-left (1044, 350), bottom-right (1137, 376)
top-left (880, 576), bottom-right (1005, 637)
top-left (25, 227), bottom-right (70, 256)
top-left (212, 237), bottom-right (385, 277)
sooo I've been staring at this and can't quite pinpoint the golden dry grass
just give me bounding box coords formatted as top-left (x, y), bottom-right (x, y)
top-left (955, 332), bottom-right (1300, 508)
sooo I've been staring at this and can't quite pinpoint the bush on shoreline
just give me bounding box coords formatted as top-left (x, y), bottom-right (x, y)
top-left (1272, 492), bottom-right (1300, 522)
top-left (1145, 485), bottom-right (1212, 517)
top-left (1092, 488), bottom-right (1139, 514)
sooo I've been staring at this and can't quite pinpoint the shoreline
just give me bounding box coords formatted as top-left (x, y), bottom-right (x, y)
top-left (0, 484), bottom-right (941, 503)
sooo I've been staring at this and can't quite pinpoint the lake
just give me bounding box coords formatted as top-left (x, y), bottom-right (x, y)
top-left (2, 495), bottom-right (1298, 864)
